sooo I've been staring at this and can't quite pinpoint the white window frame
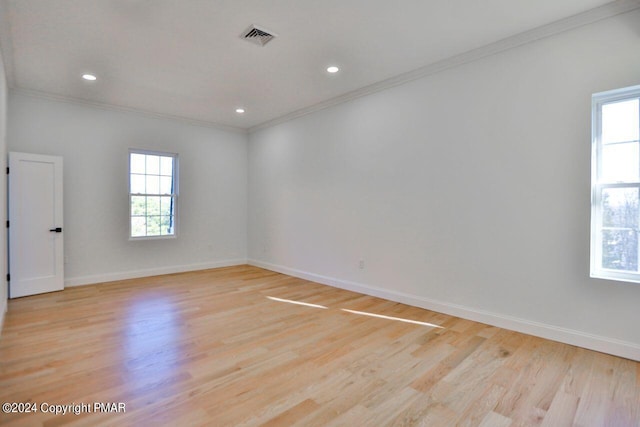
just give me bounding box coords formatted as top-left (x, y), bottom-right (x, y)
top-left (591, 84), bottom-right (640, 283)
top-left (128, 149), bottom-right (179, 240)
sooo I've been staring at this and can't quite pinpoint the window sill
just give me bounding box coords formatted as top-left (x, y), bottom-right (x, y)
top-left (129, 235), bottom-right (177, 241)
top-left (590, 270), bottom-right (640, 284)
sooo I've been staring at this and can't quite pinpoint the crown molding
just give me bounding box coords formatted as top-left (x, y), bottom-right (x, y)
top-left (9, 87), bottom-right (248, 135)
top-left (248, 0), bottom-right (640, 133)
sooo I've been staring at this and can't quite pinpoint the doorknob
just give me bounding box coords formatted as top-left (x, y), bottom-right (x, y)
top-left (49, 227), bottom-right (62, 233)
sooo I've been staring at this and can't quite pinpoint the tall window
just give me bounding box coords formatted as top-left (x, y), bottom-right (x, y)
top-left (129, 150), bottom-right (178, 239)
top-left (591, 85), bottom-right (640, 283)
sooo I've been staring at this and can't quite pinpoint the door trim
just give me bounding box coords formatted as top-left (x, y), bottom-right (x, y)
top-left (8, 152), bottom-right (64, 298)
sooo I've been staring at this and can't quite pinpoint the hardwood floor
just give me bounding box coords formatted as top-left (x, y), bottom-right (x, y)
top-left (0, 265), bottom-right (638, 426)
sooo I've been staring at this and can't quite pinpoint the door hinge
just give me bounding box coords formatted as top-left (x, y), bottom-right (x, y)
top-left (6, 274), bottom-right (9, 282)
top-left (6, 167), bottom-right (8, 174)
top-left (5, 220), bottom-right (8, 228)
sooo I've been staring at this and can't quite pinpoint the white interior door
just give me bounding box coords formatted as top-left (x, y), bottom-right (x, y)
top-left (8, 152), bottom-right (64, 298)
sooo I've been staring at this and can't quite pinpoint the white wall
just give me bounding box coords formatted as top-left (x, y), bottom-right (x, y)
top-left (8, 93), bottom-right (247, 285)
top-left (248, 10), bottom-right (640, 359)
top-left (0, 37), bottom-right (7, 328)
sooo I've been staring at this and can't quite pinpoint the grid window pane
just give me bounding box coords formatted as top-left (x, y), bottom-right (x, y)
top-left (131, 174), bottom-right (145, 193)
top-left (602, 188), bottom-right (639, 228)
top-left (130, 154), bottom-right (146, 174)
top-left (602, 229), bottom-right (638, 272)
top-left (160, 216), bottom-right (173, 235)
top-left (147, 216), bottom-right (161, 236)
top-left (146, 175), bottom-right (160, 194)
top-left (160, 176), bottom-right (173, 194)
top-left (131, 217), bottom-right (146, 237)
top-left (147, 196), bottom-right (160, 216)
top-left (160, 196), bottom-right (173, 216)
top-left (146, 155), bottom-right (160, 175)
top-left (131, 196), bottom-right (146, 216)
top-left (601, 142), bottom-right (639, 183)
top-left (160, 156), bottom-right (173, 176)
top-left (602, 99), bottom-right (639, 144)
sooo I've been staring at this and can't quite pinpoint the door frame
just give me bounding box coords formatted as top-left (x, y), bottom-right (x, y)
top-left (8, 152), bottom-right (64, 298)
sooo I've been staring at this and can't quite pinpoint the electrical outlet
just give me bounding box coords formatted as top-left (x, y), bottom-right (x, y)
top-left (359, 259), bottom-right (365, 270)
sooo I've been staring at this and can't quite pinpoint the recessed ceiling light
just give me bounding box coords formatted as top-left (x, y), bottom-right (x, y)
top-left (236, 108), bottom-right (245, 114)
top-left (327, 66), bottom-right (339, 73)
top-left (82, 73), bottom-right (97, 81)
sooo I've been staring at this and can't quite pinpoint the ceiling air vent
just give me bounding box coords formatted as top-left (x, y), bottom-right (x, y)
top-left (241, 24), bottom-right (277, 47)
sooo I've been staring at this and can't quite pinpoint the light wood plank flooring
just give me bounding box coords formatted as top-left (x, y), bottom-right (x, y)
top-left (0, 265), bottom-right (638, 426)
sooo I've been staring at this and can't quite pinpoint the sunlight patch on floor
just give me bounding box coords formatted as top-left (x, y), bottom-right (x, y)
top-left (265, 295), bottom-right (443, 328)
top-left (266, 296), bottom-right (328, 309)
top-left (341, 308), bottom-right (443, 328)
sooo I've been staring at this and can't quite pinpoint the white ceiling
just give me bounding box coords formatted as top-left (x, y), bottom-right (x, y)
top-left (0, 0), bottom-right (628, 131)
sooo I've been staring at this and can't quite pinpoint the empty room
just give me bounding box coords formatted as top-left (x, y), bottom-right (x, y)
top-left (1, 0), bottom-right (640, 426)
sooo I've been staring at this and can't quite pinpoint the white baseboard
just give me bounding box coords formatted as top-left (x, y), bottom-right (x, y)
top-left (65, 258), bottom-right (247, 287)
top-left (248, 259), bottom-right (640, 362)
